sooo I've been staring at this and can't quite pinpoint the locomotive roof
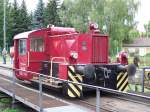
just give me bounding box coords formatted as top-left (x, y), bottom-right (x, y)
top-left (14, 27), bottom-right (76, 40)
top-left (14, 30), bottom-right (36, 40)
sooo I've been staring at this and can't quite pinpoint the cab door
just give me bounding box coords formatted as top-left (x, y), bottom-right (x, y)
top-left (29, 37), bottom-right (46, 73)
top-left (18, 39), bottom-right (28, 79)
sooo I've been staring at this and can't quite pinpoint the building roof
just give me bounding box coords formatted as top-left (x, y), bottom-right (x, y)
top-left (123, 38), bottom-right (150, 47)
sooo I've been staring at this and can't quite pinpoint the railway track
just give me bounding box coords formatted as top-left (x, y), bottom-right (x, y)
top-left (75, 86), bottom-right (150, 112)
top-left (17, 78), bottom-right (150, 112)
top-left (0, 68), bottom-right (150, 112)
top-left (76, 94), bottom-right (150, 112)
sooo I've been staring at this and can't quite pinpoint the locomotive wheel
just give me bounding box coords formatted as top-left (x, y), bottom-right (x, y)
top-left (84, 64), bottom-right (95, 79)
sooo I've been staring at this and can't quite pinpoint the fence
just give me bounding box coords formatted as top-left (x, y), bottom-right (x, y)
top-left (129, 67), bottom-right (150, 92)
top-left (142, 67), bottom-right (150, 92)
top-left (0, 65), bottom-right (150, 112)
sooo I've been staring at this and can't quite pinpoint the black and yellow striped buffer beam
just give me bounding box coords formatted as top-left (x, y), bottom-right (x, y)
top-left (144, 71), bottom-right (150, 80)
top-left (67, 66), bottom-right (83, 98)
top-left (117, 72), bottom-right (128, 92)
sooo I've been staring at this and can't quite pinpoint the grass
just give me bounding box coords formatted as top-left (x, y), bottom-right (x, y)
top-left (0, 97), bottom-right (26, 112)
top-left (128, 84), bottom-right (150, 93)
top-left (0, 55), bottom-right (12, 64)
top-left (1, 108), bottom-right (22, 112)
top-left (0, 90), bottom-right (27, 112)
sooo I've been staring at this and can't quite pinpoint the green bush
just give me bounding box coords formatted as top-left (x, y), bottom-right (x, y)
top-left (1, 108), bottom-right (21, 112)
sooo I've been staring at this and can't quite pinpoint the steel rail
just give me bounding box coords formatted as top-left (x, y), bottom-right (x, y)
top-left (78, 99), bottom-right (117, 112)
top-left (78, 100), bottom-right (113, 112)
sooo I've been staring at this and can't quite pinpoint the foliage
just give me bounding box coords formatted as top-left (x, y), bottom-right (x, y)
top-left (61, 0), bottom-right (140, 55)
top-left (44, 0), bottom-right (61, 26)
top-left (7, 0), bottom-right (21, 46)
top-left (19, 0), bottom-right (31, 32)
top-left (0, 93), bottom-right (28, 112)
top-left (60, 0), bottom-right (93, 32)
top-left (34, 0), bottom-right (44, 28)
top-left (0, 108), bottom-right (23, 112)
top-left (58, 0), bottom-right (73, 27)
top-left (144, 21), bottom-right (150, 37)
top-left (5, 0), bottom-right (31, 46)
top-left (128, 29), bottom-right (140, 42)
top-left (0, 0), bottom-right (140, 55)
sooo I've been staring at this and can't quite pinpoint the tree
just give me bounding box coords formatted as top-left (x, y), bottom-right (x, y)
top-left (6, 0), bottom-right (31, 46)
top-left (60, 0), bottom-right (93, 32)
top-left (19, 0), bottom-right (31, 32)
top-left (34, 0), bottom-right (45, 28)
top-left (144, 21), bottom-right (150, 37)
top-left (59, 0), bottom-right (73, 27)
top-left (61, 0), bottom-right (139, 55)
top-left (128, 29), bottom-right (140, 41)
top-left (7, 0), bottom-right (23, 46)
top-left (44, 0), bottom-right (61, 26)
top-left (104, 0), bottom-right (139, 55)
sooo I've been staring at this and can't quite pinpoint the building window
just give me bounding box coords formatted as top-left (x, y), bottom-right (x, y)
top-left (30, 38), bottom-right (44, 52)
top-left (19, 39), bottom-right (27, 55)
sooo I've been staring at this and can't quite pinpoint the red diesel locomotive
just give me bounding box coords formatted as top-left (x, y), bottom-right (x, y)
top-left (14, 24), bottom-right (128, 98)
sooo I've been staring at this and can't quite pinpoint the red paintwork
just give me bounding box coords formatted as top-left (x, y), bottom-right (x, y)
top-left (59, 64), bottom-right (68, 80)
top-left (14, 25), bottom-right (109, 80)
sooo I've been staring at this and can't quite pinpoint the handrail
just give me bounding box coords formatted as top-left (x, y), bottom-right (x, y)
top-left (48, 33), bottom-right (79, 38)
top-left (0, 65), bottom-right (150, 100)
top-left (0, 65), bottom-right (150, 112)
top-left (50, 57), bottom-right (67, 83)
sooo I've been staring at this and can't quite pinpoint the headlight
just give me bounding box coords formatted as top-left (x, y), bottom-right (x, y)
top-left (90, 23), bottom-right (99, 30)
top-left (70, 51), bottom-right (78, 59)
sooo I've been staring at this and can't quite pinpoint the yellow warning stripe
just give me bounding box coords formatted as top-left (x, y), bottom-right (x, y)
top-left (145, 71), bottom-right (150, 75)
top-left (68, 72), bottom-right (82, 90)
top-left (117, 72), bottom-right (124, 80)
top-left (78, 85), bottom-right (82, 90)
top-left (117, 72), bottom-right (128, 87)
top-left (118, 78), bottom-right (128, 91)
top-left (145, 71), bottom-right (150, 80)
top-left (68, 71), bottom-right (78, 82)
top-left (69, 66), bottom-right (82, 82)
top-left (123, 85), bottom-right (128, 92)
top-left (67, 66), bottom-right (83, 98)
top-left (69, 66), bottom-right (75, 72)
top-left (68, 89), bottom-right (76, 97)
top-left (68, 83), bottom-right (80, 97)
top-left (76, 74), bottom-right (82, 82)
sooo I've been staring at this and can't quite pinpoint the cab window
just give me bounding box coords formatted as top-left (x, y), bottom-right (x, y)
top-left (30, 38), bottom-right (44, 52)
top-left (19, 39), bottom-right (27, 55)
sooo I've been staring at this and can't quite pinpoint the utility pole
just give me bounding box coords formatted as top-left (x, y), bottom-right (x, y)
top-left (147, 25), bottom-right (148, 38)
top-left (3, 0), bottom-right (6, 49)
